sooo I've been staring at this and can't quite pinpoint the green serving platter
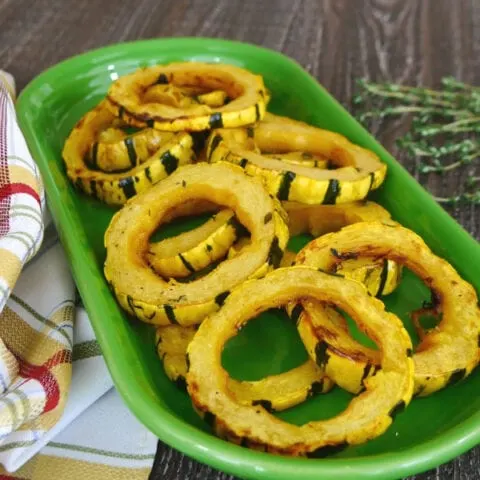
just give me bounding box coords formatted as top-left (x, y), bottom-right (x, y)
top-left (16, 38), bottom-right (480, 480)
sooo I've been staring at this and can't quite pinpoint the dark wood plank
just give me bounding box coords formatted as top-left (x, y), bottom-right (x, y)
top-left (0, 0), bottom-right (478, 478)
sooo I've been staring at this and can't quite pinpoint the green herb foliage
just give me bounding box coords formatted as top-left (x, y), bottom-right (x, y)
top-left (353, 77), bottom-right (479, 205)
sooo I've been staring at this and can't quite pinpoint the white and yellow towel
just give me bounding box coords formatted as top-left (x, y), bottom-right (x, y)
top-left (0, 72), bottom-right (157, 478)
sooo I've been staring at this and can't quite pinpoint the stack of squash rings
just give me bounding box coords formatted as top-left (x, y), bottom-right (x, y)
top-left (62, 62), bottom-right (480, 457)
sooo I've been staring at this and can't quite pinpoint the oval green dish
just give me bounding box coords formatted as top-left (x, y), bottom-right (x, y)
top-left (16, 38), bottom-right (480, 480)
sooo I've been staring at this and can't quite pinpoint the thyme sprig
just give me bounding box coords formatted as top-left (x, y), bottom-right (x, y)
top-left (353, 77), bottom-right (480, 205)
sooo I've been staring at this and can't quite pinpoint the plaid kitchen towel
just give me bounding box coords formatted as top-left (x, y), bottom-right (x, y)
top-left (0, 73), bottom-right (157, 478)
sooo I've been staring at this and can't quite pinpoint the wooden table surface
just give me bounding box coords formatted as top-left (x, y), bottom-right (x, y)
top-left (1, 0), bottom-right (479, 478)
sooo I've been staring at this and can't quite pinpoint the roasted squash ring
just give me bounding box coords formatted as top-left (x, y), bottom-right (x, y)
top-left (187, 267), bottom-right (414, 455)
top-left (206, 114), bottom-right (387, 204)
top-left (295, 222), bottom-right (480, 396)
top-left (283, 201), bottom-right (402, 297)
top-left (148, 209), bottom-right (243, 278)
top-left (156, 325), bottom-right (332, 411)
top-left (86, 127), bottom-right (174, 172)
top-left (104, 162), bottom-right (289, 326)
top-left (106, 63), bottom-right (268, 131)
top-left (62, 101), bottom-right (195, 205)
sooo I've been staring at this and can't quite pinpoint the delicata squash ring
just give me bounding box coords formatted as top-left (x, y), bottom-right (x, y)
top-left (283, 201), bottom-right (401, 297)
top-left (148, 209), bottom-right (243, 279)
top-left (187, 267), bottom-right (414, 455)
top-left (295, 222), bottom-right (480, 396)
top-left (106, 62), bottom-right (268, 131)
top-left (206, 113), bottom-right (387, 204)
top-left (156, 325), bottom-right (332, 411)
top-left (104, 162), bottom-right (289, 326)
top-left (62, 101), bottom-right (195, 205)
